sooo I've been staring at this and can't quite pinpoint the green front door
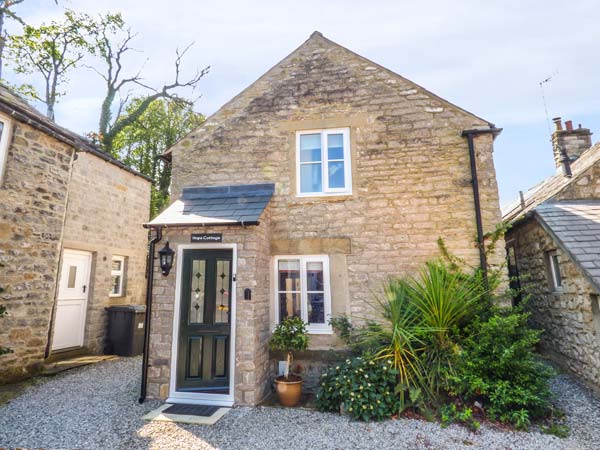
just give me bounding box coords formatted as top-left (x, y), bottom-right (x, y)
top-left (177, 249), bottom-right (233, 393)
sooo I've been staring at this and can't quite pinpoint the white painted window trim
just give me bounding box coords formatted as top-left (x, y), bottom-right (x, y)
top-left (168, 243), bottom-right (237, 407)
top-left (273, 255), bottom-right (332, 334)
top-left (109, 255), bottom-right (126, 297)
top-left (0, 112), bottom-right (13, 186)
top-left (548, 250), bottom-right (563, 292)
top-left (296, 128), bottom-right (352, 197)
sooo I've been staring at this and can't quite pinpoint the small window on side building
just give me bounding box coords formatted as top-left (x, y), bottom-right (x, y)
top-left (547, 250), bottom-right (563, 292)
top-left (110, 255), bottom-right (126, 297)
top-left (0, 114), bottom-right (13, 185)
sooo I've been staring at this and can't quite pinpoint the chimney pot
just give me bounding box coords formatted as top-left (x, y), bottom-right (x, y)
top-left (565, 120), bottom-right (573, 131)
top-left (552, 117), bottom-right (563, 131)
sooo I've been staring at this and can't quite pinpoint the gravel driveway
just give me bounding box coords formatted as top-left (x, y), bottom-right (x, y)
top-left (0, 356), bottom-right (599, 449)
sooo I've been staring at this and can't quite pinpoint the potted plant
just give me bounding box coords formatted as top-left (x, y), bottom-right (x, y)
top-left (269, 316), bottom-right (309, 406)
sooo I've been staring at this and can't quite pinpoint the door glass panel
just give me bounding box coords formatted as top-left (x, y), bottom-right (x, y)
top-left (67, 266), bottom-right (77, 289)
top-left (214, 336), bottom-right (227, 378)
top-left (188, 337), bottom-right (203, 378)
top-left (308, 292), bottom-right (325, 324)
top-left (279, 292), bottom-right (301, 321)
top-left (190, 259), bottom-right (206, 324)
top-left (215, 260), bottom-right (230, 323)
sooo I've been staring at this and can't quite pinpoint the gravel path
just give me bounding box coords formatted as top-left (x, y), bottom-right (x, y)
top-left (0, 357), bottom-right (599, 449)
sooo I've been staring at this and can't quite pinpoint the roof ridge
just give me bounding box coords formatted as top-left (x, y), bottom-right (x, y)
top-left (162, 31), bottom-right (493, 158)
top-left (503, 141), bottom-right (600, 221)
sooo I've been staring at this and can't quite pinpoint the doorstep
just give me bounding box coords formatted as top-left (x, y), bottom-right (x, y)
top-left (42, 355), bottom-right (119, 376)
top-left (143, 403), bottom-right (230, 425)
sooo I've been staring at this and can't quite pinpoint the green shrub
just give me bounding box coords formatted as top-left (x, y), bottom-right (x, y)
top-left (269, 316), bottom-right (308, 380)
top-left (440, 403), bottom-right (480, 431)
top-left (541, 422), bottom-right (570, 438)
top-left (448, 310), bottom-right (554, 429)
top-left (316, 356), bottom-right (400, 421)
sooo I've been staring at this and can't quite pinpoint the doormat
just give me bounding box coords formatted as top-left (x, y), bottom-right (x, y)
top-left (163, 404), bottom-right (219, 416)
top-left (143, 403), bottom-right (230, 425)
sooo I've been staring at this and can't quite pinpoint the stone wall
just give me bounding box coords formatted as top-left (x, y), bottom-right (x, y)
top-left (169, 33), bottom-right (505, 328)
top-left (507, 219), bottom-right (600, 388)
top-left (146, 213), bottom-right (273, 405)
top-left (0, 118), bottom-right (74, 381)
top-left (57, 152), bottom-right (151, 354)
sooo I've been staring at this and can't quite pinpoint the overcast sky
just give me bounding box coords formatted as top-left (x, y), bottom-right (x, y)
top-left (10, 0), bottom-right (600, 206)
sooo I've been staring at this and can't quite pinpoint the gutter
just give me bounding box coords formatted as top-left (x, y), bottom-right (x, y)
top-left (143, 220), bottom-right (260, 229)
top-left (139, 227), bottom-right (163, 403)
top-left (461, 126), bottom-right (502, 288)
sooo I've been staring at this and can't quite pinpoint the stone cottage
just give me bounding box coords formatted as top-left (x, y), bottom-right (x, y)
top-left (504, 117), bottom-right (600, 389)
top-left (0, 85), bottom-right (151, 382)
top-left (143, 32), bottom-right (505, 406)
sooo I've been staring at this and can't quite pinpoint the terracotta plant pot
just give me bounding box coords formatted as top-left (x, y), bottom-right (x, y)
top-left (274, 374), bottom-right (303, 407)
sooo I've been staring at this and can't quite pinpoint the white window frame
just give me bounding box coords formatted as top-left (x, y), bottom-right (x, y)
top-left (273, 255), bottom-right (332, 334)
top-left (110, 255), bottom-right (126, 297)
top-left (548, 250), bottom-right (563, 292)
top-left (0, 113), bottom-right (13, 185)
top-left (296, 128), bottom-right (352, 197)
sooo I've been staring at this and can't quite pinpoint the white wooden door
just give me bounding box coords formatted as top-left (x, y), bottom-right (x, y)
top-left (52, 249), bottom-right (92, 351)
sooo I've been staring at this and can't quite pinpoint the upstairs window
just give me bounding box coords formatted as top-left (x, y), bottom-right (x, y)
top-left (547, 250), bottom-right (563, 292)
top-left (296, 128), bottom-right (351, 196)
top-left (0, 114), bottom-right (13, 185)
top-left (110, 255), bottom-right (126, 297)
top-left (274, 255), bottom-right (332, 334)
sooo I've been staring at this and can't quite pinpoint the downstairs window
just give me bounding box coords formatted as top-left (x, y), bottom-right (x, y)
top-left (274, 255), bottom-right (332, 334)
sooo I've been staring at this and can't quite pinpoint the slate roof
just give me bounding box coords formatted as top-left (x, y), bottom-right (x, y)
top-left (0, 84), bottom-right (151, 182)
top-left (533, 200), bottom-right (600, 292)
top-left (503, 142), bottom-right (600, 222)
top-left (146, 183), bottom-right (275, 227)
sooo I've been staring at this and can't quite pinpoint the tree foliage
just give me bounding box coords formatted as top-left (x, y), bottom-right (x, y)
top-left (6, 9), bottom-right (86, 120)
top-left (111, 97), bottom-right (204, 217)
top-left (0, 0), bottom-right (25, 79)
top-left (78, 11), bottom-right (208, 153)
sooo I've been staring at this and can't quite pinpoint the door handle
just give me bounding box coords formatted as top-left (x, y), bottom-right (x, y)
top-left (83, 285), bottom-right (86, 293)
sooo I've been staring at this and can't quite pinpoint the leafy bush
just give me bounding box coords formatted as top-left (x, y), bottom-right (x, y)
top-left (440, 403), bottom-right (480, 431)
top-left (316, 356), bottom-right (400, 421)
top-left (353, 261), bottom-right (487, 406)
top-left (448, 310), bottom-right (554, 429)
top-left (269, 316), bottom-right (308, 380)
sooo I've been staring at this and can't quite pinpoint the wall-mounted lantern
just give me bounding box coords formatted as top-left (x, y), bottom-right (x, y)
top-left (158, 242), bottom-right (174, 276)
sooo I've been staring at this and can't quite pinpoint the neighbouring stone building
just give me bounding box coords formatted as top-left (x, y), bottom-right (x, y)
top-left (0, 85), bottom-right (151, 382)
top-left (504, 117), bottom-right (600, 389)
top-left (144, 32), bottom-right (506, 406)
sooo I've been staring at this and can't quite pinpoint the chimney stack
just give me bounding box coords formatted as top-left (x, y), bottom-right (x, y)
top-left (551, 117), bottom-right (593, 175)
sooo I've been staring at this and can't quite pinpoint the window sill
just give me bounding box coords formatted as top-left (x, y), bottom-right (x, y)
top-left (296, 192), bottom-right (352, 199)
top-left (306, 327), bottom-right (333, 335)
top-left (109, 293), bottom-right (125, 298)
top-left (271, 326), bottom-right (333, 335)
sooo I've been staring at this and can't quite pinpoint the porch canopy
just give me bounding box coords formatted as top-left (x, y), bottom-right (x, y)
top-left (146, 183), bottom-right (275, 227)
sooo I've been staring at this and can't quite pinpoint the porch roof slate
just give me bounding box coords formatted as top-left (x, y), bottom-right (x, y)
top-left (533, 200), bottom-right (600, 292)
top-left (146, 183), bottom-right (274, 227)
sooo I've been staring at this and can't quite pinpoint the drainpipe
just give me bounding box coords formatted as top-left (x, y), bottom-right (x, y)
top-left (461, 127), bottom-right (502, 290)
top-left (139, 226), bottom-right (162, 403)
